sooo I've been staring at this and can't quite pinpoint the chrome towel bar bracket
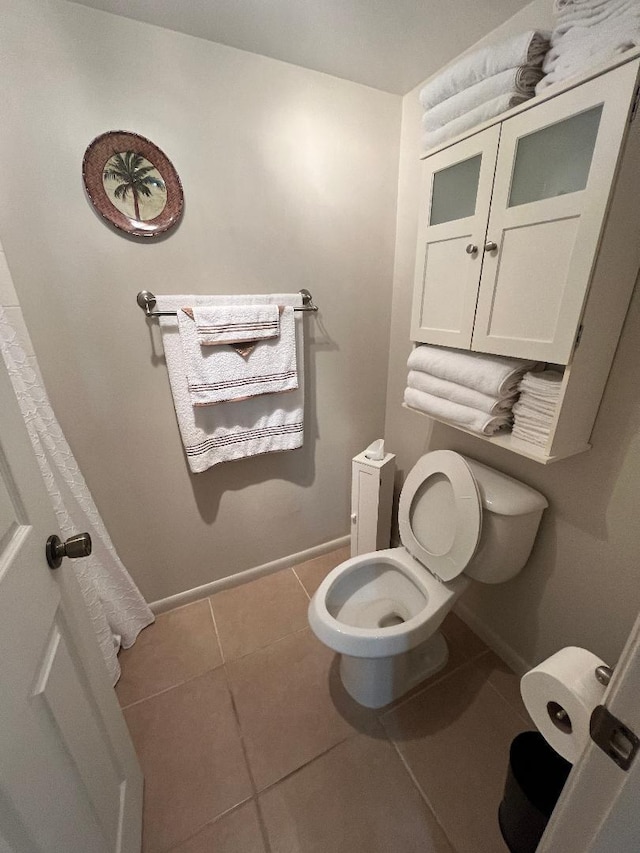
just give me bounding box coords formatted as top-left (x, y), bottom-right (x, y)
top-left (136, 289), bottom-right (318, 317)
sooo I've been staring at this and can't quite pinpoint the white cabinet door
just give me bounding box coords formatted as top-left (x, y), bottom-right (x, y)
top-left (411, 125), bottom-right (500, 349)
top-left (472, 61), bottom-right (638, 363)
top-left (0, 357), bottom-right (143, 852)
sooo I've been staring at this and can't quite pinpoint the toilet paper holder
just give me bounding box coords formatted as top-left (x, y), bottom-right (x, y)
top-left (546, 665), bottom-right (614, 735)
top-left (595, 664), bottom-right (613, 686)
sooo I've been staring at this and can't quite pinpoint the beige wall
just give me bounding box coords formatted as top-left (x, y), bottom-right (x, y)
top-left (0, 0), bottom-right (400, 603)
top-left (384, 0), bottom-right (640, 671)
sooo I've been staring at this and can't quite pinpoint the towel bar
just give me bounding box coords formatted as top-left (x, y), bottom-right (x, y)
top-left (136, 289), bottom-right (318, 317)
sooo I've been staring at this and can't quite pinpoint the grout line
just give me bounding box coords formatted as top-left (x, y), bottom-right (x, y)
top-left (221, 663), bottom-right (273, 853)
top-left (485, 679), bottom-right (532, 727)
top-left (208, 597), bottom-right (226, 664)
top-left (163, 796), bottom-right (254, 852)
top-left (119, 663), bottom-right (225, 711)
top-left (290, 565), bottom-right (311, 600)
top-left (255, 730), bottom-right (360, 796)
top-left (387, 736), bottom-right (457, 851)
top-left (224, 625), bottom-right (311, 668)
top-left (376, 649), bottom-right (490, 720)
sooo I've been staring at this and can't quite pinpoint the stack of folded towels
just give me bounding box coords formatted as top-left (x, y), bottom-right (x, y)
top-left (405, 345), bottom-right (535, 436)
top-left (537, 0), bottom-right (640, 93)
top-left (420, 30), bottom-right (551, 151)
top-left (512, 370), bottom-right (564, 447)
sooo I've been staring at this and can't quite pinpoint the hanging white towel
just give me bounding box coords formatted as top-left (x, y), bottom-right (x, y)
top-left (422, 66), bottom-right (544, 132)
top-left (157, 293), bottom-right (304, 472)
top-left (192, 304), bottom-right (280, 347)
top-left (407, 345), bottom-right (535, 398)
top-left (178, 306), bottom-right (298, 405)
top-left (404, 387), bottom-right (512, 435)
top-left (407, 370), bottom-right (516, 414)
top-left (419, 30), bottom-right (550, 109)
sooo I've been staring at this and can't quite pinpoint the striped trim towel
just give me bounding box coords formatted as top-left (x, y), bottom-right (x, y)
top-left (178, 306), bottom-right (298, 405)
top-left (157, 294), bottom-right (304, 472)
top-left (192, 304), bottom-right (280, 357)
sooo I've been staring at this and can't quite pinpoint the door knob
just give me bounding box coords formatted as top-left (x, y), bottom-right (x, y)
top-left (46, 532), bottom-right (92, 570)
top-left (465, 244), bottom-right (478, 255)
top-left (484, 240), bottom-right (498, 252)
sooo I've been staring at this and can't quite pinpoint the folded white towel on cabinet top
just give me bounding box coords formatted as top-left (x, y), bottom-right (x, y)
top-left (407, 370), bottom-right (515, 414)
top-left (537, 15), bottom-right (640, 91)
top-left (157, 293), bottom-right (304, 472)
top-left (178, 306), bottom-right (298, 406)
top-left (422, 92), bottom-right (530, 150)
top-left (192, 304), bottom-right (280, 347)
top-left (419, 30), bottom-right (550, 110)
top-left (404, 387), bottom-right (512, 435)
top-left (407, 344), bottom-right (535, 397)
top-left (422, 66), bottom-right (544, 132)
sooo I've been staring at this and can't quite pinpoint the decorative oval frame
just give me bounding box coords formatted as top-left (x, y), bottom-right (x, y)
top-left (82, 130), bottom-right (183, 238)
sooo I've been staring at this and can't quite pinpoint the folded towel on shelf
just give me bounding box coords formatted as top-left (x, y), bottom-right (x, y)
top-left (553, 0), bottom-right (639, 31)
top-left (422, 66), bottom-right (544, 132)
top-left (407, 370), bottom-right (516, 414)
top-left (422, 92), bottom-right (530, 150)
top-left (157, 294), bottom-right (304, 472)
top-left (512, 370), bottom-right (563, 448)
top-left (404, 387), bottom-right (512, 435)
top-left (407, 345), bottom-right (535, 398)
top-left (192, 304), bottom-right (280, 348)
top-left (419, 30), bottom-right (550, 110)
top-left (537, 16), bottom-right (640, 90)
top-left (178, 305), bottom-right (298, 405)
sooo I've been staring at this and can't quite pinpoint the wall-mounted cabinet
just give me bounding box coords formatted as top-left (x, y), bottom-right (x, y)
top-left (409, 55), bottom-right (640, 463)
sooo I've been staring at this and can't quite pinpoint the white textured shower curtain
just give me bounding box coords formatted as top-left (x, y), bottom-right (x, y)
top-left (0, 304), bottom-right (154, 684)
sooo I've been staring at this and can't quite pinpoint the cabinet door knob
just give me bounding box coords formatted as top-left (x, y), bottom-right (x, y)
top-left (484, 240), bottom-right (498, 252)
top-left (466, 243), bottom-right (478, 255)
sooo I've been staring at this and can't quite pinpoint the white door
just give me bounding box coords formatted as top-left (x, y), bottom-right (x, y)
top-left (539, 605), bottom-right (640, 853)
top-left (410, 125), bottom-right (500, 349)
top-left (472, 60), bottom-right (639, 363)
top-left (0, 357), bottom-right (143, 852)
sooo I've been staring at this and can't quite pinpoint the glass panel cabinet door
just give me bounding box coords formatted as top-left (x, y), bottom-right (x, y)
top-left (472, 61), bottom-right (638, 363)
top-left (410, 125), bottom-right (500, 349)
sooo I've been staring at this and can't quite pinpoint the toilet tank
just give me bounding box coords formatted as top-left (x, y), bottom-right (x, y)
top-left (464, 457), bottom-right (548, 584)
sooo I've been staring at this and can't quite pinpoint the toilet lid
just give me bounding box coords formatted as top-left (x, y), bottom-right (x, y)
top-left (398, 450), bottom-right (482, 582)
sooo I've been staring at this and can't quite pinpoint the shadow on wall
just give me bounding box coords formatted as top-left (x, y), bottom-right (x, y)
top-left (146, 307), bottom-right (338, 525)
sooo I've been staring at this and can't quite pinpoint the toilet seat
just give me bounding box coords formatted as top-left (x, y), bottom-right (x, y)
top-left (398, 450), bottom-right (482, 582)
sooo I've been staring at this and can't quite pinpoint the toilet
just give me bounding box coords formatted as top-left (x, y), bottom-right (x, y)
top-left (308, 450), bottom-right (548, 708)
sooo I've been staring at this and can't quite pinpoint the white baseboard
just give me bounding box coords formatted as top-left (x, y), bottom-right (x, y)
top-left (150, 534), bottom-right (350, 614)
top-left (454, 600), bottom-right (533, 676)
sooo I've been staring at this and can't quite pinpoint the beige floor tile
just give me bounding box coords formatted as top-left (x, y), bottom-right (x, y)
top-left (227, 628), bottom-right (380, 790)
top-left (293, 546), bottom-right (350, 597)
top-left (210, 569), bottom-right (309, 661)
top-left (382, 658), bottom-right (527, 853)
top-left (476, 651), bottom-right (532, 724)
top-left (125, 669), bottom-right (253, 853)
top-left (170, 802), bottom-right (266, 853)
top-left (116, 600), bottom-right (222, 707)
top-left (442, 612), bottom-right (488, 664)
top-left (260, 732), bottom-right (455, 853)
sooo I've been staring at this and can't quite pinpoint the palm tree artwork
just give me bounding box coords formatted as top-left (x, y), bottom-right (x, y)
top-left (102, 150), bottom-right (166, 221)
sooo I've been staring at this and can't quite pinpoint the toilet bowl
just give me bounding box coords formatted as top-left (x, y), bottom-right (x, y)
top-left (309, 450), bottom-right (548, 708)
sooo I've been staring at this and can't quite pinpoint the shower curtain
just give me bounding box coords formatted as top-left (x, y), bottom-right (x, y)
top-left (0, 304), bottom-right (154, 684)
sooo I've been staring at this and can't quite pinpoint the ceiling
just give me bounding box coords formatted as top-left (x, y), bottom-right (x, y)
top-left (67, 0), bottom-right (533, 95)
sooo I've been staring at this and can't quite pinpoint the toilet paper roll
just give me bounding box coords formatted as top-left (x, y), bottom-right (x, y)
top-left (520, 646), bottom-right (607, 763)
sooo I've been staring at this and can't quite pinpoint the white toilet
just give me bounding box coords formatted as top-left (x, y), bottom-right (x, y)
top-left (308, 450), bottom-right (548, 708)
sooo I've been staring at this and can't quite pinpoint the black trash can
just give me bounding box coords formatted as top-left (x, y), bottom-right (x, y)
top-left (499, 731), bottom-right (572, 853)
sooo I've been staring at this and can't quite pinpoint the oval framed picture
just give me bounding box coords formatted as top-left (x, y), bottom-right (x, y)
top-left (82, 131), bottom-right (183, 237)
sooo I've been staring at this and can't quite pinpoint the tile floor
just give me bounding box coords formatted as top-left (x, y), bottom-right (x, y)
top-left (117, 547), bottom-right (532, 853)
